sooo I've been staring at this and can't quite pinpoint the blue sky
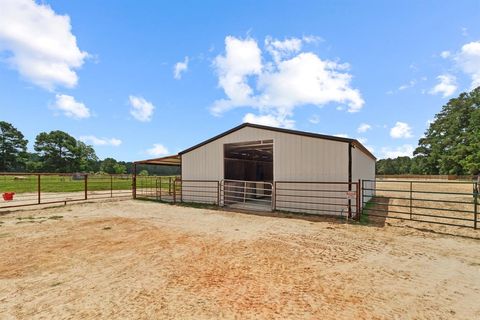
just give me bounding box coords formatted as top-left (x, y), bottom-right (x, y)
top-left (1, 0), bottom-right (479, 161)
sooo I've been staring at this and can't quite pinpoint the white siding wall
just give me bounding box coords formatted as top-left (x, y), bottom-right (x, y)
top-left (181, 126), bottom-right (350, 182)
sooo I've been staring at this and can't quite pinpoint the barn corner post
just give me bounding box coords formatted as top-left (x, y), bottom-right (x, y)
top-left (348, 142), bottom-right (352, 218)
top-left (132, 163), bottom-right (137, 199)
top-left (357, 179), bottom-right (361, 220)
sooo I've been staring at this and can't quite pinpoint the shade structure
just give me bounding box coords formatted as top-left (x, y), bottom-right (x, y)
top-left (133, 154), bottom-right (181, 166)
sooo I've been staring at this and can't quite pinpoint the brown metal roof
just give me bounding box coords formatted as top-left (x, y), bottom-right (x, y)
top-left (134, 154), bottom-right (181, 166)
top-left (179, 123), bottom-right (376, 160)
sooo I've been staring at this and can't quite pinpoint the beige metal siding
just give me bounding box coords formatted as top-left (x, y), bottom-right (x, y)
top-left (351, 146), bottom-right (375, 203)
top-left (181, 126), bottom-right (351, 212)
top-left (182, 126), bottom-right (350, 182)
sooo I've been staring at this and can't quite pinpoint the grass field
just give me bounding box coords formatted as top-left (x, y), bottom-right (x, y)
top-left (0, 200), bottom-right (479, 319)
top-left (0, 175), bottom-right (177, 193)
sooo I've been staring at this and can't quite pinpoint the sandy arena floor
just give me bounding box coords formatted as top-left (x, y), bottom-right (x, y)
top-left (1, 199), bottom-right (479, 319)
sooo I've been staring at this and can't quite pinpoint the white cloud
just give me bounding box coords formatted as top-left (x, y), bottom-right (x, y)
top-left (309, 114), bottom-right (320, 124)
top-left (0, 0), bottom-right (88, 90)
top-left (173, 56), bottom-right (189, 79)
top-left (455, 41), bottom-right (480, 89)
top-left (398, 79), bottom-right (417, 91)
top-left (334, 133), bottom-right (349, 138)
top-left (429, 74), bottom-right (457, 98)
top-left (243, 112), bottom-right (295, 129)
top-left (390, 122), bottom-right (413, 139)
top-left (381, 144), bottom-right (415, 158)
top-left (356, 137), bottom-right (367, 144)
top-left (52, 94), bottom-right (90, 119)
top-left (357, 123), bottom-right (371, 133)
top-left (211, 36), bottom-right (363, 125)
top-left (265, 36), bottom-right (303, 63)
top-left (440, 51), bottom-right (451, 59)
top-left (129, 95), bottom-right (154, 122)
top-left (146, 144), bottom-right (169, 156)
top-left (79, 135), bottom-right (122, 146)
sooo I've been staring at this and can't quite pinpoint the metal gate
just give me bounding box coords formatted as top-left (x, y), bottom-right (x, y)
top-left (362, 179), bottom-right (479, 229)
top-left (220, 179), bottom-right (273, 211)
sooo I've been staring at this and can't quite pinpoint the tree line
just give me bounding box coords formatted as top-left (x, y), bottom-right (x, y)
top-left (0, 122), bottom-right (179, 175)
top-left (2, 87), bottom-right (479, 176)
top-left (377, 86), bottom-right (480, 175)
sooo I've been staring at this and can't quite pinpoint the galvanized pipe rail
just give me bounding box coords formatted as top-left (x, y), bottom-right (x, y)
top-left (362, 179), bottom-right (479, 229)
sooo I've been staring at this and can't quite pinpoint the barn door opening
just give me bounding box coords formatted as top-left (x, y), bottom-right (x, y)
top-left (224, 140), bottom-right (273, 182)
top-left (222, 140), bottom-right (273, 211)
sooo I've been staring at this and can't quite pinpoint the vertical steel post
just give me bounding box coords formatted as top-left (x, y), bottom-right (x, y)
top-left (409, 181), bottom-right (413, 220)
top-left (173, 179), bottom-right (176, 204)
top-left (179, 179), bottom-right (182, 203)
top-left (159, 177), bottom-right (162, 201)
top-left (357, 179), bottom-right (361, 220)
top-left (217, 181), bottom-right (220, 206)
top-left (474, 181), bottom-right (478, 230)
top-left (132, 164), bottom-right (137, 199)
top-left (84, 174), bottom-right (88, 200)
top-left (273, 181), bottom-right (277, 211)
top-left (110, 175), bottom-right (113, 198)
top-left (37, 174), bottom-right (41, 204)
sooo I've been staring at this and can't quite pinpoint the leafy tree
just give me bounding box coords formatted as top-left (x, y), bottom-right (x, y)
top-left (34, 131), bottom-right (78, 172)
top-left (100, 158), bottom-right (118, 174)
top-left (414, 87), bottom-right (480, 175)
top-left (0, 121), bottom-right (28, 172)
top-left (113, 163), bottom-right (127, 174)
top-left (34, 131), bottom-right (98, 173)
top-left (138, 169), bottom-right (149, 176)
top-left (76, 141), bottom-right (99, 172)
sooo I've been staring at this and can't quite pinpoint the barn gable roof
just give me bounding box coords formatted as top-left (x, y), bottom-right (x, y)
top-left (179, 123), bottom-right (376, 160)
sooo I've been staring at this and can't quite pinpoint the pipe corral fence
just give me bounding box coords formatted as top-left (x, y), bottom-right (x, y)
top-left (0, 173), bottom-right (132, 209)
top-left (2, 173), bottom-right (478, 231)
top-left (362, 179), bottom-right (479, 229)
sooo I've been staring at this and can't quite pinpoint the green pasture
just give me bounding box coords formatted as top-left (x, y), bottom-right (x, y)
top-left (0, 175), bottom-right (177, 194)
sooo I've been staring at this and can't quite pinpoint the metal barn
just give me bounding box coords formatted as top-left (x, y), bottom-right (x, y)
top-left (135, 123), bottom-right (376, 218)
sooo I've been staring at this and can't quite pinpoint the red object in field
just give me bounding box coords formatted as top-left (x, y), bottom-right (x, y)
top-left (2, 192), bottom-right (15, 201)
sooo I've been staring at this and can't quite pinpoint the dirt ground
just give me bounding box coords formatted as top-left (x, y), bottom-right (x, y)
top-left (1, 200), bottom-right (479, 319)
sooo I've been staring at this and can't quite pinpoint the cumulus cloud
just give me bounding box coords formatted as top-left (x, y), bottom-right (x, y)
top-left (129, 95), bottom-right (154, 122)
top-left (440, 51), bottom-right (451, 59)
top-left (390, 122), bottom-right (413, 139)
top-left (357, 123), bottom-right (371, 133)
top-left (0, 0), bottom-right (88, 90)
top-left (79, 135), bottom-right (122, 147)
top-left (173, 56), bottom-right (189, 79)
top-left (381, 144), bottom-right (415, 158)
top-left (243, 112), bottom-right (295, 129)
top-left (52, 94), bottom-right (90, 119)
top-left (211, 35), bottom-right (363, 128)
top-left (146, 144), bottom-right (169, 156)
top-left (334, 133), bottom-right (349, 138)
top-left (455, 41), bottom-right (480, 89)
top-left (429, 74), bottom-right (457, 98)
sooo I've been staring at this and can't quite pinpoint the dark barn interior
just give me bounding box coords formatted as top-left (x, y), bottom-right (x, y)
top-left (224, 140), bottom-right (273, 182)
